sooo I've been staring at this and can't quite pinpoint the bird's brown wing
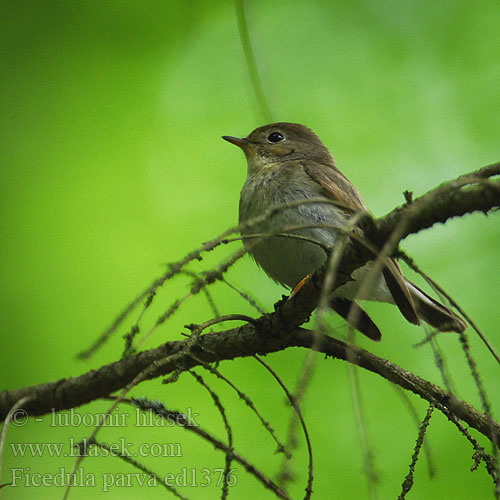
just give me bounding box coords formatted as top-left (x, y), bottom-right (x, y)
top-left (330, 298), bottom-right (382, 341)
top-left (304, 161), bottom-right (420, 326)
top-left (302, 161), bottom-right (366, 212)
top-left (382, 259), bottom-right (420, 325)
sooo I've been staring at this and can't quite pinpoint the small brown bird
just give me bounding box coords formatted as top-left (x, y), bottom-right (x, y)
top-left (223, 122), bottom-right (467, 340)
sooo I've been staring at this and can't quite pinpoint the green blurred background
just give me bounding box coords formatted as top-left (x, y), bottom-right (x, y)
top-left (1, 1), bottom-right (499, 498)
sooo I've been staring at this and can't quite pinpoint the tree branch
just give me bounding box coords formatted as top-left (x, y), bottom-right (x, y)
top-left (1, 164), bottom-right (499, 445)
top-left (1, 325), bottom-right (499, 446)
top-left (378, 162), bottom-right (500, 243)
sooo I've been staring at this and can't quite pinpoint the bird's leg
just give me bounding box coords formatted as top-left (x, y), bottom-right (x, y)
top-left (288, 273), bottom-right (312, 300)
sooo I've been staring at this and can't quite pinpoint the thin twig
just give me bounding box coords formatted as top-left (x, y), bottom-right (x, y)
top-left (221, 277), bottom-right (266, 314)
top-left (347, 363), bottom-right (378, 498)
top-left (437, 400), bottom-right (499, 494)
top-left (0, 396), bottom-right (32, 497)
top-left (394, 388), bottom-right (435, 478)
top-left (92, 440), bottom-right (189, 499)
top-left (189, 371), bottom-right (233, 500)
top-left (126, 396), bottom-right (290, 499)
top-left (199, 362), bottom-right (289, 456)
top-left (398, 404), bottom-right (435, 499)
top-left (255, 356), bottom-right (314, 500)
top-left (234, 0), bottom-right (273, 122)
top-left (399, 250), bottom-right (500, 367)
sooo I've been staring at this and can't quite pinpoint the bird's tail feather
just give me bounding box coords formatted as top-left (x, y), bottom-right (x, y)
top-left (406, 281), bottom-right (467, 333)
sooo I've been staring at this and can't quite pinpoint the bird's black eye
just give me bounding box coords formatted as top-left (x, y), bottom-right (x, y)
top-left (267, 131), bottom-right (284, 143)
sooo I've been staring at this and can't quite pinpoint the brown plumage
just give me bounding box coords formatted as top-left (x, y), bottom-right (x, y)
top-left (224, 122), bottom-right (467, 339)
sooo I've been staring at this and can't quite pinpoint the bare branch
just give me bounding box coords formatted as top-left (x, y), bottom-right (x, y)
top-left (2, 326), bottom-right (500, 449)
top-left (1, 165), bottom-right (499, 452)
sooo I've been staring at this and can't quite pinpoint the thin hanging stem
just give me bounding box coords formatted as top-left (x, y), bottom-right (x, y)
top-left (234, 0), bottom-right (273, 122)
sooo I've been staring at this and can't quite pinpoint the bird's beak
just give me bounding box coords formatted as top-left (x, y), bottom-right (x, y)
top-left (222, 136), bottom-right (248, 149)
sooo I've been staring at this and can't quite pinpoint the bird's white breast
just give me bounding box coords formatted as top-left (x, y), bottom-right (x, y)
top-left (239, 169), bottom-right (346, 288)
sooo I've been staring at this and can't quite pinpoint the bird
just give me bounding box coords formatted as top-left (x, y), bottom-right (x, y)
top-left (222, 122), bottom-right (467, 340)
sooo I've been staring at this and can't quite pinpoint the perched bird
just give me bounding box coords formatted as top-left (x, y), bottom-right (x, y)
top-left (223, 122), bottom-right (467, 340)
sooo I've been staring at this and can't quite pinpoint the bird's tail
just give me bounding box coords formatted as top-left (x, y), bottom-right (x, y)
top-left (406, 280), bottom-right (467, 333)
